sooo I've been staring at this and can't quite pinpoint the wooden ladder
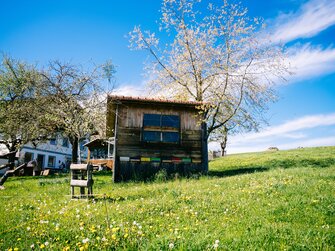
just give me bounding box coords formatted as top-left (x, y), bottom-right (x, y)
top-left (70, 164), bottom-right (94, 199)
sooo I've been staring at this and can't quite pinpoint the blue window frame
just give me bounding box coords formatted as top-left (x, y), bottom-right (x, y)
top-left (162, 115), bottom-right (179, 128)
top-left (162, 132), bottom-right (180, 143)
top-left (143, 114), bottom-right (180, 143)
top-left (143, 114), bottom-right (161, 127)
top-left (143, 131), bottom-right (161, 142)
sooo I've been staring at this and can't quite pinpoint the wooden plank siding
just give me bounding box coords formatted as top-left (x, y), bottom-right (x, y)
top-left (106, 96), bottom-right (207, 181)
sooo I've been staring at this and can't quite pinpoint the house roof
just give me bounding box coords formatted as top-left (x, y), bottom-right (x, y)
top-left (0, 151), bottom-right (17, 159)
top-left (108, 95), bottom-right (204, 106)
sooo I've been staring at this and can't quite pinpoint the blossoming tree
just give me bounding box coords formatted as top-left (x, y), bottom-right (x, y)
top-left (129, 0), bottom-right (289, 150)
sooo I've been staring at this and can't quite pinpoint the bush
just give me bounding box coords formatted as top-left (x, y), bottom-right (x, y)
top-left (154, 168), bottom-right (168, 182)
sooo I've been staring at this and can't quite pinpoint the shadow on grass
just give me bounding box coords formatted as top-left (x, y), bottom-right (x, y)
top-left (266, 158), bottom-right (335, 169)
top-left (208, 157), bottom-right (335, 178)
top-left (208, 167), bottom-right (269, 178)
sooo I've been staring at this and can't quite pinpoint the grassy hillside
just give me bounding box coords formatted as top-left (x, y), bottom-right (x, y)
top-left (0, 146), bottom-right (334, 250)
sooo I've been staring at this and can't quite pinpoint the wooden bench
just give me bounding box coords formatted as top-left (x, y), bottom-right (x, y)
top-left (70, 164), bottom-right (94, 198)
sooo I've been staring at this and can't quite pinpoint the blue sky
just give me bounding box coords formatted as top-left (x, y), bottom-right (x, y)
top-left (1, 0), bottom-right (334, 153)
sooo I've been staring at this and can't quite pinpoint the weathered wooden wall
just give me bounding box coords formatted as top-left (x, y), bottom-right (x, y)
top-left (107, 97), bottom-right (205, 181)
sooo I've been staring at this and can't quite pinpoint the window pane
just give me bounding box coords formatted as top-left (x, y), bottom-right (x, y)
top-left (92, 147), bottom-right (108, 159)
top-left (143, 114), bottom-right (161, 127)
top-left (48, 156), bottom-right (55, 168)
top-left (162, 115), bottom-right (179, 128)
top-left (50, 138), bottom-right (56, 145)
top-left (143, 131), bottom-right (161, 142)
top-left (62, 138), bottom-right (69, 147)
top-left (162, 132), bottom-right (179, 143)
top-left (24, 152), bottom-right (33, 162)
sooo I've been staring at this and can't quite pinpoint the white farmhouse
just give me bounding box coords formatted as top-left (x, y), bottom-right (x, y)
top-left (19, 135), bottom-right (72, 170)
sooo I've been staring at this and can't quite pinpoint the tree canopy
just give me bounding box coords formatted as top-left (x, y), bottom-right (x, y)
top-left (129, 0), bottom-right (290, 141)
top-left (0, 55), bottom-right (114, 164)
top-left (0, 55), bottom-right (46, 157)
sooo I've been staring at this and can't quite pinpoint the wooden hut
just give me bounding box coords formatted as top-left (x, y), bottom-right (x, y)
top-left (106, 95), bottom-right (208, 182)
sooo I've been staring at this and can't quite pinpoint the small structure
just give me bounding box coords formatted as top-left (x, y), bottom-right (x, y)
top-left (84, 138), bottom-right (113, 170)
top-left (70, 164), bottom-right (94, 198)
top-left (106, 95), bottom-right (208, 182)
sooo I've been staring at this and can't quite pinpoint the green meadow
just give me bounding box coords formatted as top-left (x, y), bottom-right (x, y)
top-left (0, 146), bottom-right (334, 250)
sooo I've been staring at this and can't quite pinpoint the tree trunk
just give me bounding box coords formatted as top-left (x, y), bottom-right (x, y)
top-left (220, 127), bottom-right (228, 156)
top-left (8, 144), bottom-right (18, 169)
top-left (70, 137), bottom-right (79, 163)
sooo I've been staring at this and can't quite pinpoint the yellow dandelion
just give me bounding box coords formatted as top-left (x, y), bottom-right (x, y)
top-left (112, 227), bottom-right (119, 233)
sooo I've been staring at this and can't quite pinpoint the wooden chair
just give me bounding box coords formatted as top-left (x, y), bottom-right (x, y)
top-left (70, 164), bottom-right (94, 198)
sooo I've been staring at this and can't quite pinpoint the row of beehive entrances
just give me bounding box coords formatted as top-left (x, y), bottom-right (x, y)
top-left (115, 161), bottom-right (203, 182)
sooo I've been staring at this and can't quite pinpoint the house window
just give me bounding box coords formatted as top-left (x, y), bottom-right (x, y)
top-left (50, 138), bottom-right (57, 145)
top-left (62, 138), bottom-right (69, 147)
top-left (143, 114), bottom-right (180, 143)
top-left (24, 152), bottom-right (34, 163)
top-left (47, 156), bottom-right (55, 168)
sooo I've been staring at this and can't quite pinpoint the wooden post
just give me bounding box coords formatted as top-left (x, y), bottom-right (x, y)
top-left (201, 122), bottom-right (208, 173)
top-left (112, 102), bottom-right (119, 183)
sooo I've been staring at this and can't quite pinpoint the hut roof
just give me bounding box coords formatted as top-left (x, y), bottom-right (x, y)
top-left (108, 95), bottom-right (204, 107)
top-left (83, 138), bottom-right (108, 148)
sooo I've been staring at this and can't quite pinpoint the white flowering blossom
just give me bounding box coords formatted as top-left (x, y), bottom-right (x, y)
top-left (169, 242), bottom-right (174, 249)
top-left (129, 0), bottom-right (289, 144)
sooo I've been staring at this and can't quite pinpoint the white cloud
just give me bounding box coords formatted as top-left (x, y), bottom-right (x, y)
top-left (286, 44), bottom-right (335, 82)
top-left (271, 0), bottom-right (335, 43)
top-left (276, 136), bottom-right (335, 149)
top-left (233, 113), bottom-right (335, 143)
top-left (225, 135), bottom-right (335, 154)
top-left (224, 113), bottom-right (335, 154)
top-left (110, 84), bottom-right (147, 97)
